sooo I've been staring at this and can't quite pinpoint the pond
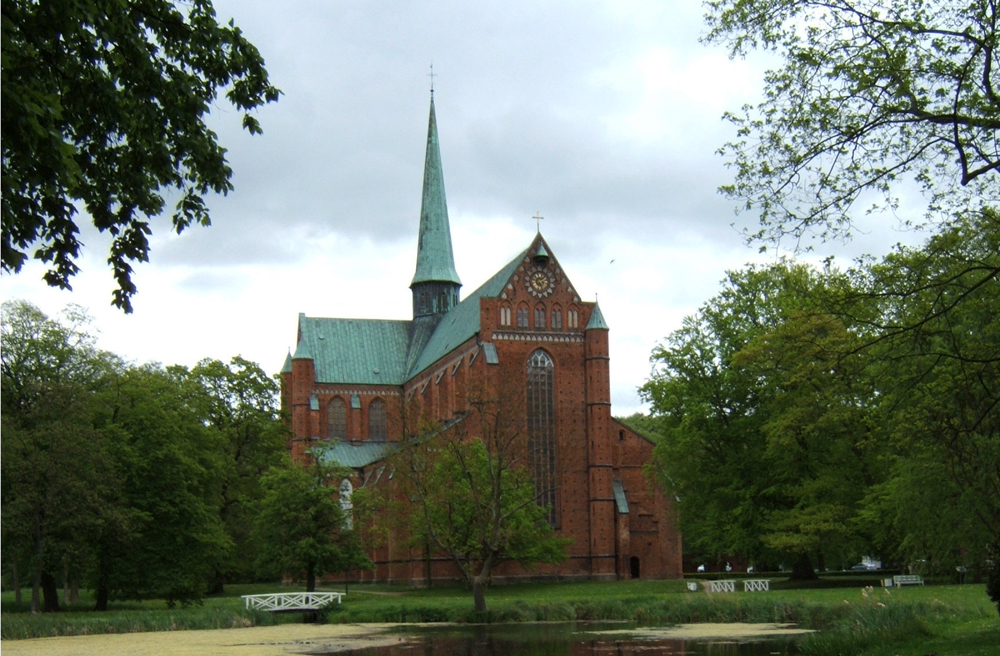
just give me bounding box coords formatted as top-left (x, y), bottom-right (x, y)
top-left (329, 622), bottom-right (806, 655)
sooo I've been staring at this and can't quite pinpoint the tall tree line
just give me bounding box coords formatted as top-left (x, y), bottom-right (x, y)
top-left (1, 300), bottom-right (289, 611)
top-left (642, 209), bottom-right (999, 590)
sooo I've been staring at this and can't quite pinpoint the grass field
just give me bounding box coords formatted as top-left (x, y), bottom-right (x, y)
top-left (2, 578), bottom-right (997, 655)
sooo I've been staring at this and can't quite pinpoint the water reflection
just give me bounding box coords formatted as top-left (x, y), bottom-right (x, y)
top-left (332, 623), bottom-right (800, 655)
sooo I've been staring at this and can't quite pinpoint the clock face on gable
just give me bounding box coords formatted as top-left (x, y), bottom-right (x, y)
top-left (525, 266), bottom-right (555, 298)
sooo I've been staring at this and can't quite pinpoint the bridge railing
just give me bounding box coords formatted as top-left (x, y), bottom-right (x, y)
top-left (241, 591), bottom-right (344, 612)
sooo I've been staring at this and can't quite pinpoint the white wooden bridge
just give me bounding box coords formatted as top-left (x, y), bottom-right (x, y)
top-left (241, 591), bottom-right (344, 612)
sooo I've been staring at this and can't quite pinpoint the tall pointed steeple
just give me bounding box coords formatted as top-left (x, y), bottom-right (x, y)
top-left (410, 93), bottom-right (461, 321)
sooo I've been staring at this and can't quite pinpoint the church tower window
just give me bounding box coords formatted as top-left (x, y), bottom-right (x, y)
top-left (500, 304), bottom-right (511, 326)
top-left (369, 398), bottom-right (387, 441)
top-left (534, 305), bottom-right (546, 329)
top-left (328, 397), bottom-right (347, 440)
top-left (517, 304), bottom-right (529, 328)
top-left (551, 305), bottom-right (562, 329)
top-left (568, 307), bottom-right (579, 328)
top-left (527, 349), bottom-right (557, 525)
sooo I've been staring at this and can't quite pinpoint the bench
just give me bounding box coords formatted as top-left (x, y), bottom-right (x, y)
top-left (893, 575), bottom-right (924, 587)
top-left (241, 591), bottom-right (344, 613)
top-left (743, 579), bottom-right (770, 592)
top-left (708, 580), bottom-right (736, 593)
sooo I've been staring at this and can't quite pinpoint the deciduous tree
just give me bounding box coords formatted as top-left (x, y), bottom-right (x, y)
top-left (190, 357), bottom-right (288, 587)
top-left (1, 0), bottom-right (280, 311)
top-left (390, 385), bottom-right (571, 612)
top-left (641, 262), bottom-right (874, 576)
top-left (252, 462), bottom-right (372, 592)
top-left (706, 0), bottom-right (999, 244)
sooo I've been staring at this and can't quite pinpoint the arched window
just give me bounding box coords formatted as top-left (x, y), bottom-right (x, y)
top-left (328, 397), bottom-right (347, 440)
top-left (551, 305), bottom-right (562, 329)
top-left (527, 350), bottom-right (557, 525)
top-left (339, 479), bottom-right (353, 529)
top-left (499, 304), bottom-right (512, 326)
top-left (368, 398), bottom-right (387, 441)
top-left (516, 304), bottom-right (529, 328)
top-left (567, 307), bottom-right (579, 328)
top-left (534, 304), bottom-right (546, 329)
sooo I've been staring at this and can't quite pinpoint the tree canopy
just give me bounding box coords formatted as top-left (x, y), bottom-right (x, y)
top-left (1, 0), bottom-right (280, 311)
top-left (252, 462), bottom-right (372, 592)
top-left (706, 0), bottom-right (999, 244)
top-left (642, 211), bottom-right (999, 588)
top-left (390, 386), bottom-right (571, 612)
top-left (1, 300), bottom-right (288, 610)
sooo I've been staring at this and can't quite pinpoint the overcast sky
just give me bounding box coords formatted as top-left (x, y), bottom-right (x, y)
top-left (0, 0), bottom-right (922, 415)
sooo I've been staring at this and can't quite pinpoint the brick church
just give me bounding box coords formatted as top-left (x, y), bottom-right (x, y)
top-left (281, 95), bottom-right (682, 584)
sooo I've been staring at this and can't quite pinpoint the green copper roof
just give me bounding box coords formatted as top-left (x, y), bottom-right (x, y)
top-left (586, 302), bottom-right (609, 330)
top-left (280, 351), bottom-right (292, 373)
top-left (296, 315), bottom-right (412, 384)
top-left (315, 441), bottom-right (398, 469)
top-left (411, 95), bottom-right (461, 287)
top-left (407, 248), bottom-right (528, 377)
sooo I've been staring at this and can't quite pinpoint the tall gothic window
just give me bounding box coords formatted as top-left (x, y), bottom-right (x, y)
top-left (517, 304), bottom-right (529, 328)
top-left (551, 305), bottom-right (562, 329)
top-left (368, 398), bottom-right (387, 440)
top-left (527, 350), bottom-right (557, 525)
top-left (328, 397), bottom-right (347, 440)
top-left (500, 304), bottom-right (511, 326)
top-left (534, 305), bottom-right (546, 329)
top-left (339, 479), bottom-right (353, 529)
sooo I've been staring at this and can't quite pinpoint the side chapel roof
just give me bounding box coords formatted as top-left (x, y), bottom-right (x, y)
top-left (295, 315), bottom-right (412, 385)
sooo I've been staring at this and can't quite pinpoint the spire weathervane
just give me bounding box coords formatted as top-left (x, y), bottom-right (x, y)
top-left (532, 211), bottom-right (544, 233)
top-left (428, 63), bottom-right (437, 94)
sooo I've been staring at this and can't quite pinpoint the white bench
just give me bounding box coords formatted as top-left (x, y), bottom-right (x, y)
top-left (893, 575), bottom-right (924, 587)
top-left (743, 579), bottom-right (770, 592)
top-left (708, 580), bottom-right (736, 593)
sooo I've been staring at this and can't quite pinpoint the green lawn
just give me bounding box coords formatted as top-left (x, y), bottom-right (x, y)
top-left (2, 579), bottom-right (997, 655)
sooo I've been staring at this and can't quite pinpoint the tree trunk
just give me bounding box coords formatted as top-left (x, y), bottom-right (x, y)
top-left (31, 562), bottom-right (41, 614)
top-left (306, 563), bottom-right (316, 592)
top-left (95, 582), bottom-right (110, 611)
top-left (790, 553), bottom-right (817, 580)
top-left (70, 576), bottom-right (80, 603)
top-left (13, 558), bottom-right (22, 604)
top-left (472, 575), bottom-right (488, 613)
top-left (41, 570), bottom-right (61, 612)
top-left (63, 562), bottom-right (69, 606)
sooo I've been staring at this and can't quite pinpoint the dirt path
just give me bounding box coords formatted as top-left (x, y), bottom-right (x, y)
top-left (1, 622), bottom-right (814, 655)
top-left (0, 623), bottom-right (403, 656)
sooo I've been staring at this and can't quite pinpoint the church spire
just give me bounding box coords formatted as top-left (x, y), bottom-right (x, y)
top-left (410, 93), bottom-right (461, 320)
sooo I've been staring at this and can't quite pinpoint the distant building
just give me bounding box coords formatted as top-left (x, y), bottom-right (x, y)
top-left (281, 94), bottom-right (682, 584)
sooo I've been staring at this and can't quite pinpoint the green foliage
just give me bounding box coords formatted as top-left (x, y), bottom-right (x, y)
top-left (391, 385), bottom-right (571, 611)
top-left (252, 462), bottom-right (373, 591)
top-left (641, 261), bottom-right (872, 569)
top-left (1, 0), bottom-right (280, 311)
top-left (643, 208), bottom-right (999, 607)
top-left (1, 300), bottom-right (289, 610)
top-left (410, 438), bottom-right (571, 573)
top-left (1, 300), bottom-right (123, 612)
top-left (706, 0), bottom-right (999, 245)
top-left (850, 209), bottom-right (1000, 573)
top-left (190, 357), bottom-right (288, 584)
top-left (91, 364), bottom-right (231, 607)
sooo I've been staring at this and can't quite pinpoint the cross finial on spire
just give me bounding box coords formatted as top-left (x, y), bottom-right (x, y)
top-left (428, 63), bottom-right (437, 94)
top-left (532, 211), bottom-right (544, 233)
